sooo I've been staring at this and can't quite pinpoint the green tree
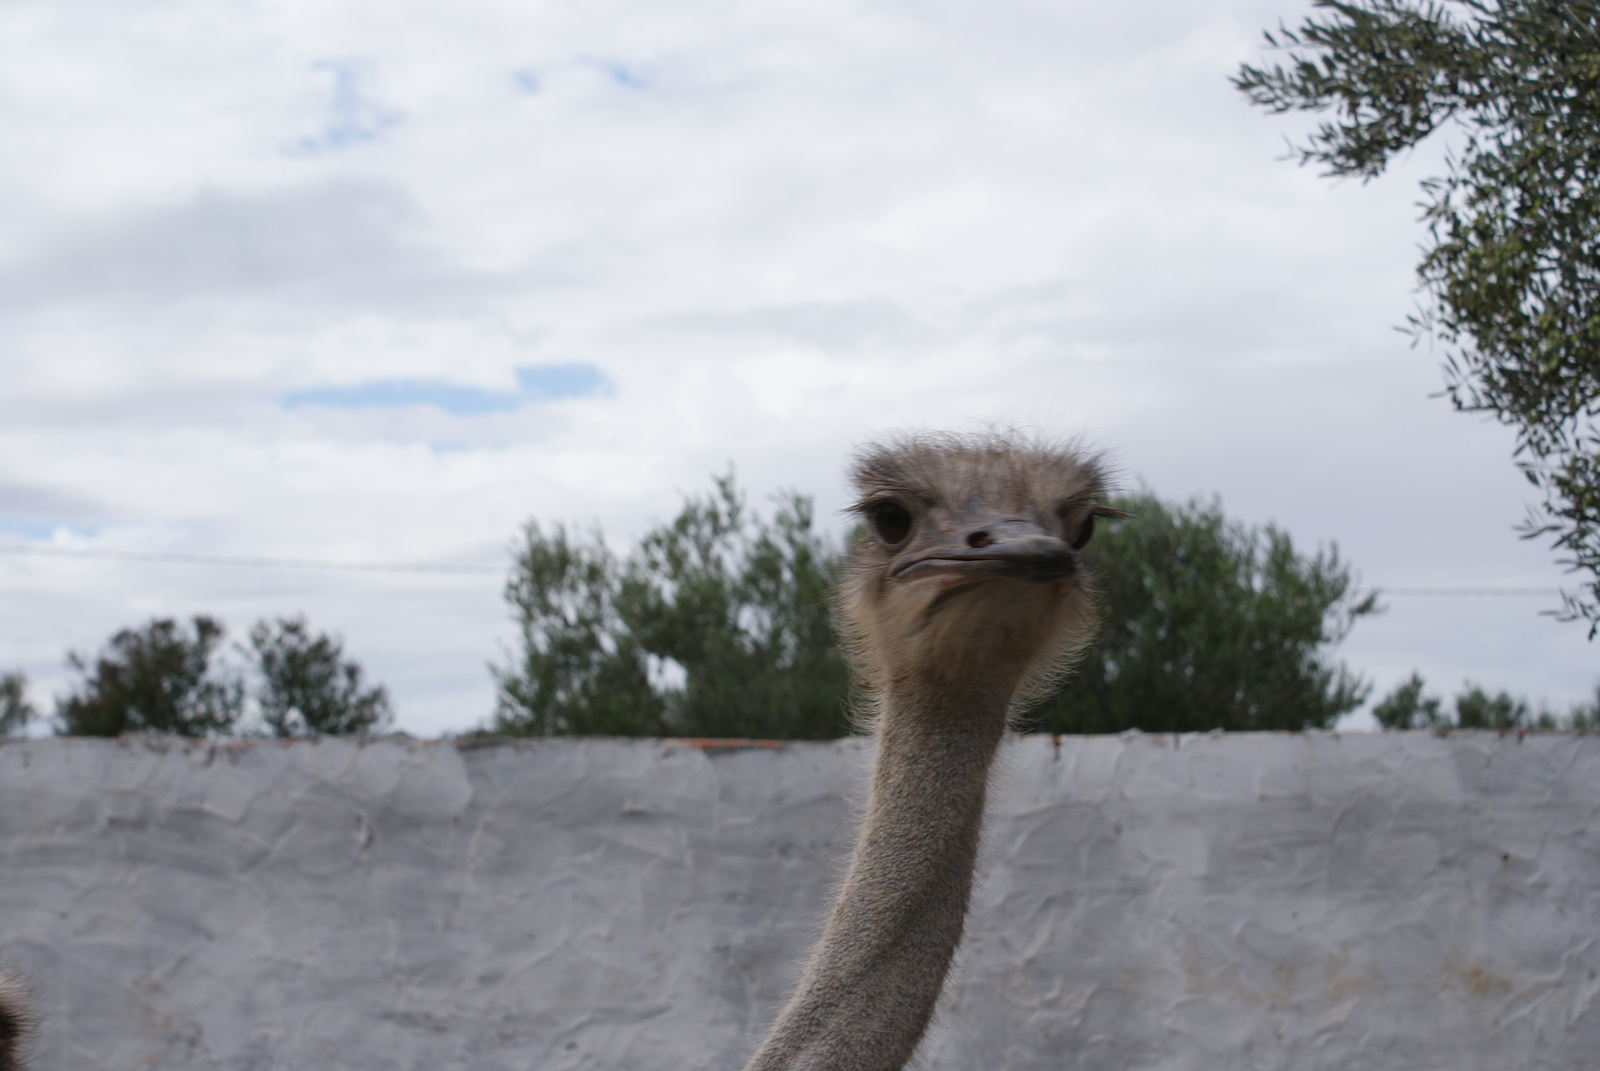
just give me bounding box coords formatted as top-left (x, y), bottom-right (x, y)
top-left (492, 473), bottom-right (851, 739)
top-left (617, 474), bottom-right (850, 739)
top-left (248, 616), bottom-right (393, 737)
top-left (1030, 492), bottom-right (1378, 733)
top-left (0, 672), bottom-right (34, 735)
top-left (57, 616), bottom-right (243, 737)
top-left (1368, 672), bottom-right (1591, 728)
top-left (490, 522), bottom-right (664, 736)
top-left (1236, 1), bottom-right (1600, 631)
top-left (1453, 682), bottom-right (1533, 728)
top-left (1372, 671), bottom-right (1448, 728)
top-left (495, 480), bottom-right (1375, 738)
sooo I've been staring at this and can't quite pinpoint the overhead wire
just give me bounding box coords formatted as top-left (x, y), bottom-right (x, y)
top-left (0, 544), bottom-right (1567, 594)
top-left (0, 544), bottom-right (501, 575)
top-left (1380, 587), bottom-right (1561, 596)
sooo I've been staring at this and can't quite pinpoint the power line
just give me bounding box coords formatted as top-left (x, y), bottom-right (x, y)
top-left (0, 544), bottom-right (1571, 594)
top-left (1382, 587), bottom-right (1561, 597)
top-left (0, 544), bottom-right (502, 575)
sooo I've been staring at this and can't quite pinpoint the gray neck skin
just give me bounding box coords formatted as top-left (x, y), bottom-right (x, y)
top-left (742, 678), bottom-right (1011, 1071)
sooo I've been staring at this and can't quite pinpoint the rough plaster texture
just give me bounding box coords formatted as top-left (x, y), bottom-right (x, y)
top-left (0, 732), bottom-right (1596, 1070)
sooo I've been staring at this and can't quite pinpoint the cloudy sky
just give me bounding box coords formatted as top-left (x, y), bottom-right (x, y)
top-left (2, 0), bottom-right (1592, 737)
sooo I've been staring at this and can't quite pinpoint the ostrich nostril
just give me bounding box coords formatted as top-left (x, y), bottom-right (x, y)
top-left (966, 530), bottom-right (993, 549)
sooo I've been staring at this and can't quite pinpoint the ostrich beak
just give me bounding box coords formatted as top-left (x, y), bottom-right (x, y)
top-left (889, 517), bottom-right (1078, 582)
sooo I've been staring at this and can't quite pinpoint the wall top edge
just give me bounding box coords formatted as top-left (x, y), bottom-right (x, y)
top-left (1, 728), bottom-right (1593, 756)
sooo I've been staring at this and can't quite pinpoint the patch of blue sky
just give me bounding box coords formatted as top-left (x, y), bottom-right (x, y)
top-left (282, 363), bottom-right (608, 415)
top-left (596, 59), bottom-right (648, 89)
top-left (0, 519), bottom-right (79, 541)
top-left (516, 363), bottom-right (607, 398)
top-left (293, 61), bottom-right (402, 155)
top-left (513, 69), bottom-right (540, 95)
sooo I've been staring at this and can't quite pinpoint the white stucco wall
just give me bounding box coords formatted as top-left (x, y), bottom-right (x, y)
top-left (0, 732), bottom-right (1596, 1070)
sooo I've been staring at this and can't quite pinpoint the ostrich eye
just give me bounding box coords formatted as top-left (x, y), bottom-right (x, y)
top-left (1070, 513), bottom-right (1095, 551)
top-left (870, 501), bottom-right (913, 546)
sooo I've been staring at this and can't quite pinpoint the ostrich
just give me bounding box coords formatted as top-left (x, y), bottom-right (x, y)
top-left (0, 967), bottom-right (33, 1071)
top-left (742, 430), bottom-right (1116, 1071)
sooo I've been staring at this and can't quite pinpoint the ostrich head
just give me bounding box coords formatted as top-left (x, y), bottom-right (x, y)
top-left (836, 431), bottom-right (1118, 711)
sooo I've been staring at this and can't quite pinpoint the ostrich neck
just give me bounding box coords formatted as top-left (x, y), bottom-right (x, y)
top-left (742, 675), bottom-right (1013, 1071)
